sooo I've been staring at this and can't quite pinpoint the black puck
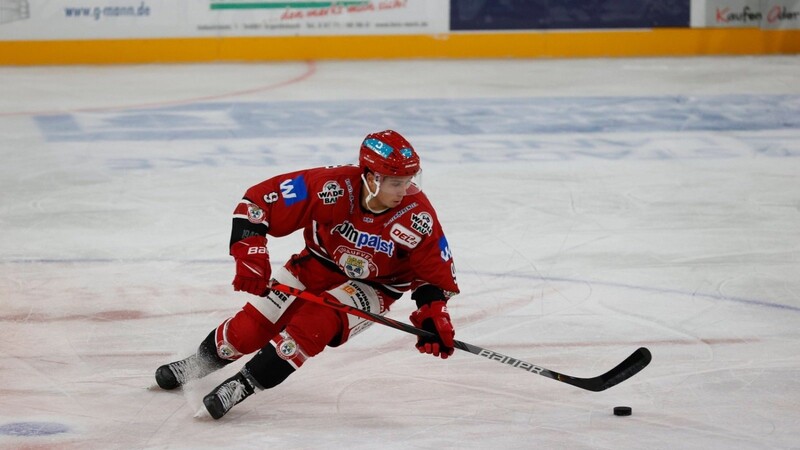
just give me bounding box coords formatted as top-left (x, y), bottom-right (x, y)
top-left (613, 406), bottom-right (632, 416)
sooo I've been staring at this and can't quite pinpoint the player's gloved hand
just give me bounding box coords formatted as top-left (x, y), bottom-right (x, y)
top-left (230, 235), bottom-right (271, 295)
top-left (410, 300), bottom-right (455, 359)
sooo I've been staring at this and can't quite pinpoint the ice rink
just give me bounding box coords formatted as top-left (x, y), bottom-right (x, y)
top-left (1, 55), bottom-right (799, 449)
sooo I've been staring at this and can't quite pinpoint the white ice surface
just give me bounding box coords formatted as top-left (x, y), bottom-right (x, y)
top-left (1, 56), bottom-right (799, 449)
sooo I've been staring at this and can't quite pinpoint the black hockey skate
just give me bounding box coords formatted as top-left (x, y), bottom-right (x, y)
top-left (155, 355), bottom-right (217, 390)
top-left (203, 372), bottom-right (256, 420)
top-left (156, 331), bottom-right (231, 390)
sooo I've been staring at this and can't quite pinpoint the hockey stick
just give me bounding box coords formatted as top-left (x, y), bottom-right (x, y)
top-left (270, 282), bottom-right (652, 392)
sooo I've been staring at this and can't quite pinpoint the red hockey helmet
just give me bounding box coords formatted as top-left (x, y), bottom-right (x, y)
top-left (358, 130), bottom-right (420, 177)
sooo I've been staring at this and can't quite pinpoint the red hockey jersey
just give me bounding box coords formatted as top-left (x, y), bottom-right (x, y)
top-left (231, 165), bottom-right (459, 299)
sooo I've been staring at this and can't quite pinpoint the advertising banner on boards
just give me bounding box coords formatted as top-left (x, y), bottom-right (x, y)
top-left (696, 0), bottom-right (800, 28)
top-left (0, 0), bottom-right (449, 41)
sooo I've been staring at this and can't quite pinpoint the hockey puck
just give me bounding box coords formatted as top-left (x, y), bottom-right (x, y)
top-left (613, 406), bottom-right (632, 416)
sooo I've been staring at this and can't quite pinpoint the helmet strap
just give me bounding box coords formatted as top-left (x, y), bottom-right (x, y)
top-left (361, 173), bottom-right (388, 214)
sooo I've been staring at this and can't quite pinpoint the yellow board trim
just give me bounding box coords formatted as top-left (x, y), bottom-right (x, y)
top-left (2, 28), bottom-right (799, 65)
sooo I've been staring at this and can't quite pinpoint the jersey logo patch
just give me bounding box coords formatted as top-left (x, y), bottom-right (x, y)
top-left (279, 176), bottom-right (308, 206)
top-left (411, 212), bottom-right (433, 236)
top-left (390, 223), bottom-right (421, 248)
top-left (332, 221), bottom-right (394, 256)
top-left (246, 203), bottom-right (266, 224)
top-left (317, 180), bottom-right (345, 205)
top-left (439, 236), bottom-right (452, 261)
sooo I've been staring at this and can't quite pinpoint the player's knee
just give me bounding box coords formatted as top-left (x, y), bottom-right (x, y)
top-left (214, 307), bottom-right (277, 360)
top-left (269, 329), bottom-right (312, 370)
top-left (285, 302), bottom-right (344, 356)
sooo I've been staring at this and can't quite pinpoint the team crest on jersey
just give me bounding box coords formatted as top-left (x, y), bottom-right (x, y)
top-left (335, 247), bottom-right (378, 279)
top-left (411, 212), bottom-right (433, 235)
top-left (246, 203), bottom-right (267, 224)
top-left (390, 223), bottom-right (421, 248)
top-left (317, 180), bottom-right (345, 205)
top-left (343, 255), bottom-right (367, 278)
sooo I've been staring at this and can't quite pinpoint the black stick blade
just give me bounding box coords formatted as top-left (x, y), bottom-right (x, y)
top-left (576, 347), bottom-right (652, 392)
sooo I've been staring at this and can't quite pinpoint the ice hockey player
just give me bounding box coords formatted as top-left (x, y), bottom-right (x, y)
top-left (155, 130), bottom-right (460, 420)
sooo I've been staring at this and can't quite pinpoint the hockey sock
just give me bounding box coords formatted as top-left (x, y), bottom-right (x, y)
top-left (243, 344), bottom-right (296, 390)
top-left (198, 330), bottom-right (235, 371)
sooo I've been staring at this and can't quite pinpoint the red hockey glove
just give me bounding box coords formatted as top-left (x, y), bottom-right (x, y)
top-left (230, 235), bottom-right (271, 296)
top-left (409, 301), bottom-right (455, 359)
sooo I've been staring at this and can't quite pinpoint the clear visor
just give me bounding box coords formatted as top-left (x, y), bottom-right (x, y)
top-left (374, 170), bottom-right (422, 196)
